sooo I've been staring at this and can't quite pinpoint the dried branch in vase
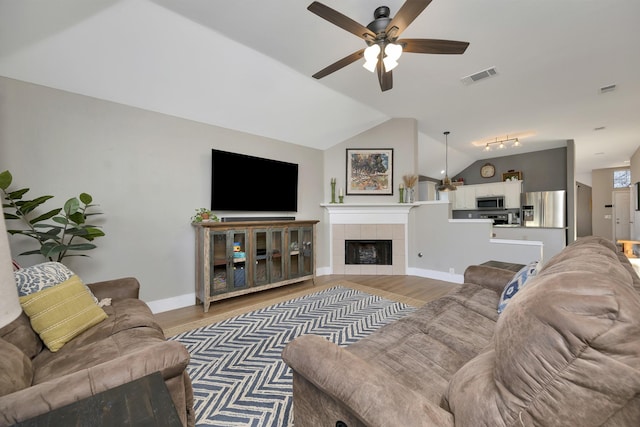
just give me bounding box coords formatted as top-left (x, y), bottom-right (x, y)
top-left (403, 174), bottom-right (418, 189)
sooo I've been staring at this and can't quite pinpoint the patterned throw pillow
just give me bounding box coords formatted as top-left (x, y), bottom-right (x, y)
top-left (14, 262), bottom-right (97, 303)
top-left (497, 261), bottom-right (540, 314)
top-left (19, 275), bottom-right (107, 352)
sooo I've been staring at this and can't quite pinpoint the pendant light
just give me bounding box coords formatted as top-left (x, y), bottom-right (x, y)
top-left (438, 131), bottom-right (457, 192)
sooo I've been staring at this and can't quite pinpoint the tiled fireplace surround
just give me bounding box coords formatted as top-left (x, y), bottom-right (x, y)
top-left (323, 204), bottom-right (413, 276)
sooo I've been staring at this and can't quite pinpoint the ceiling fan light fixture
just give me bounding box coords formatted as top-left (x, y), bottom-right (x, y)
top-left (363, 44), bottom-right (381, 72)
top-left (383, 42), bottom-right (402, 71)
top-left (384, 42), bottom-right (402, 60)
top-left (513, 138), bottom-right (521, 147)
top-left (484, 143), bottom-right (491, 152)
top-left (383, 57), bottom-right (399, 72)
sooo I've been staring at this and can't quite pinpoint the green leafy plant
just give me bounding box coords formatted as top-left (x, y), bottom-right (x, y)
top-left (191, 208), bottom-right (218, 223)
top-left (0, 170), bottom-right (105, 262)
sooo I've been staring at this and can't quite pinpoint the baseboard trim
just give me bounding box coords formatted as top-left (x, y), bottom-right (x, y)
top-left (146, 292), bottom-right (196, 314)
top-left (406, 267), bottom-right (464, 284)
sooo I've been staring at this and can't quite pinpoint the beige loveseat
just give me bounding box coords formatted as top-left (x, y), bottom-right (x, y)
top-left (0, 276), bottom-right (194, 426)
top-left (283, 236), bottom-right (640, 426)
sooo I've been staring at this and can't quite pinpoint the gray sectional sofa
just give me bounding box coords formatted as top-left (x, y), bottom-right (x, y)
top-left (283, 236), bottom-right (640, 426)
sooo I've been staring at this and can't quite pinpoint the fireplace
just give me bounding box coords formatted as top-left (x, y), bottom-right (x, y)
top-left (323, 203), bottom-right (415, 275)
top-left (345, 240), bottom-right (392, 265)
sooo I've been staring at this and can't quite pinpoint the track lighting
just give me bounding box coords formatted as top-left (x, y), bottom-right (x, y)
top-left (482, 136), bottom-right (520, 151)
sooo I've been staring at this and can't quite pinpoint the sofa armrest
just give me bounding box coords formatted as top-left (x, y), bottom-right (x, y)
top-left (0, 340), bottom-right (189, 425)
top-left (463, 265), bottom-right (515, 294)
top-left (87, 277), bottom-right (140, 301)
top-left (282, 334), bottom-right (454, 427)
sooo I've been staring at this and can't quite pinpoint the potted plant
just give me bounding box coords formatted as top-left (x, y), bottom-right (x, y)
top-left (191, 208), bottom-right (218, 223)
top-left (0, 170), bottom-right (105, 263)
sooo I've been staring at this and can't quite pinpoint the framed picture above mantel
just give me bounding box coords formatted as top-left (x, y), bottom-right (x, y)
top-left (346, 148), bottom-right (393, 195)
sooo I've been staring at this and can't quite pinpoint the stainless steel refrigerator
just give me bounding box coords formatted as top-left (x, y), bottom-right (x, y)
top-left (521, 191), bottom-right (566, 228)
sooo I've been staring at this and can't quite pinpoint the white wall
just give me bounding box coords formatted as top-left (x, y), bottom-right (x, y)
top-left (0, 77), bottom-right (324, 309)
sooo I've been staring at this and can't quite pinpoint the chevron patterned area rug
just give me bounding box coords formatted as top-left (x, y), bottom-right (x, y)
top-left (171, 285), bottom-right (415, 427)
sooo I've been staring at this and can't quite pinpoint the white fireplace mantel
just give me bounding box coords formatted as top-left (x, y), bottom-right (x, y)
top-left (321, 203), bottom-right (418, 224)
top-left (322, 203), bottom-right (418, 275)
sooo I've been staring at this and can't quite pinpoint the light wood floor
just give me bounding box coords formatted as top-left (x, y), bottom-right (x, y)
top-left (155, 275), bottom-right (458, 336)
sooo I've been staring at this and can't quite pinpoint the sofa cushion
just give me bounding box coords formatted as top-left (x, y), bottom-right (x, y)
top-left (348, 283), bottom-right (500, 405)
top-left (19, 275), bottom-right (107, 352)
top-left (0, 338), bottom-right (33, 397)
top-left (0, 312), bottom-right (43, 359)
top-left (447, 249), bottom-right (640, 426)
top-left (497, 260), bottom-right (539, 314)
top-left (14, 262), bottom-right (99, 303)
top-left (31, 298), bottom-right (166, 384)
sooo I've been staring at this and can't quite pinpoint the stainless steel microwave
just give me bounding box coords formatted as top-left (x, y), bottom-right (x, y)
top-left (476, 196), bottom-right (505, 210)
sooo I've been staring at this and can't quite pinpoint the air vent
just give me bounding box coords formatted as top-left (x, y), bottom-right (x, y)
top-left (600, 84), bottom-right (616, 93)
top-left (461, 67), bottom-right (498, 85)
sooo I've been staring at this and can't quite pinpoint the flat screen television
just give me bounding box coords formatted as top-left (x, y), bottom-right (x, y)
top-left (211, 149), bottom-right (298, 212)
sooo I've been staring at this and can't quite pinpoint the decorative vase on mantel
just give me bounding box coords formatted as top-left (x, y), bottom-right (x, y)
top-left (405, 187), bottom-right (415, 203)
top-left (330, 178), bottom-right (337, 204)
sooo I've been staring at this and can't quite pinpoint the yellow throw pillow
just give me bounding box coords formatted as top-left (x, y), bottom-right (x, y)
top-left (19, 275), bottom-right (107, 352)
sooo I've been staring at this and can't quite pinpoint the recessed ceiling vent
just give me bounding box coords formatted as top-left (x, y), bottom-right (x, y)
top-left (600, 84), bottom-right (616, 94)
top-left (461, 67), bottom-right (498, 85)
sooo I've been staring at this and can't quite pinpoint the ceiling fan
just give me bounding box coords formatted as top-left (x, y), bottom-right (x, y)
top-left (307, 0), bottom-right (469, 91)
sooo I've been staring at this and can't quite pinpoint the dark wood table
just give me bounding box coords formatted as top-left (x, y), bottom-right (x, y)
top-left (15, 371), bottom-right (182, 427)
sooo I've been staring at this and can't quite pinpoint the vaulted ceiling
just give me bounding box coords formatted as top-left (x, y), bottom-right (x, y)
top-left (1, 0), bottom-right (639, 182)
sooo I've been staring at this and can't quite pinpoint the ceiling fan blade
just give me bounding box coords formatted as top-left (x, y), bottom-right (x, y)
top-left (385, 0), bottom-right (433, 39)
top-left (312, 49), bottom-right (365, 79)
top-left (308, 2), bottom-right (376, 40)
top-left (377, 61), bottom-right (393, 92)
top-left (400, 38), bottom-right (469, 54)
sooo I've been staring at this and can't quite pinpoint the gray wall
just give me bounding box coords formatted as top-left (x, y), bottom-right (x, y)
top-left (453, 147), bottom-right (567, 192)
top-left (576, 181), bottom-right (593, 237)
top-left (0, 77), bottom-right (324, 306)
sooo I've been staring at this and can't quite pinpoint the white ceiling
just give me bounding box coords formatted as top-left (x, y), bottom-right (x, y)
top-left (1, 0), bottom-right (639, 181)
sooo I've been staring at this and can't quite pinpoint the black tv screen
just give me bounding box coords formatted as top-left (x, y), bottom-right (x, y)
top-left (211, 149), bottom-right (298, 212)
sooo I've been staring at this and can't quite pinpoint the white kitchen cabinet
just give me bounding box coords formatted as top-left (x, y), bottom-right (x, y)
top-left (452, 185), bottom-right (476, 210)
top-left (504, 180), bottom-right (523, 209)
top-left (475, 182), bottom-right (505, 197)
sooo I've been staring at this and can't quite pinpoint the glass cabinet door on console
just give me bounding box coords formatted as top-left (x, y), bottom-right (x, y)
top-left (253, 228), bottom-right (284, 286)
top-left (209, 230), bottom-right (247, 294)
top-left (300, 227), bottom-right (314, 277)
top-left (289, 228), bottom-right (301, 278)
top-left (289, 227), bottom-right (313, 278)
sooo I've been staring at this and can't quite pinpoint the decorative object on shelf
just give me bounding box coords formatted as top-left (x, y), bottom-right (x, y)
top-left (482, 135), bottom-right (521, 152)
top-left (399, 184), bottom-right (405, 203)
top-left (330, 177), bottom-right (337, 203)
top-left (437, 132), bottom-right (457, 192)
top-left (402, 174), bottom-right (418, 203)
top-left (480, 163), bottom-right (496, 178)
top-left (0, 170), bottom-right (105, 264)
top-left (502, 170), bottom-right (523, 182)
top-left (339, 187), bottom-right (344, 203)
top-left (191, 208), bottom-right (218, 223)
top-left (346, 148), bottom-right (393, 195)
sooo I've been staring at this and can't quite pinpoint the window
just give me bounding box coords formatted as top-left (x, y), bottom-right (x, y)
top-left (613, 169), bottom-right (631, 188)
